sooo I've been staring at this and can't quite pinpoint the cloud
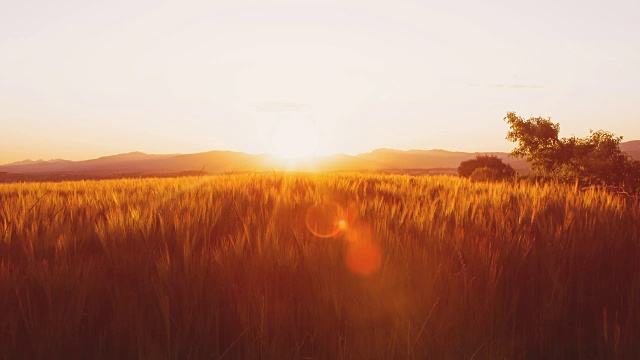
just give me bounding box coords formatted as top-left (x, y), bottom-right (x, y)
top-left (508, 84), bottom-right (550, 89)
top-left (468, 83), bottom-right (552, 89)
top-left (251, 101), bottom-right (312, 113)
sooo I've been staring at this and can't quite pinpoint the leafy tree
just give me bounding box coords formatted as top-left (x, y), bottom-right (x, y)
top-left (458, 155), bottom-right (515, 180)
top-left (504, 112), bottom-right (640, 189)
top-left (504, 112), bottom-right (563, 173)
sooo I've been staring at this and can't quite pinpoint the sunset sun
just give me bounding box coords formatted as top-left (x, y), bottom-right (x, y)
top-left (270, 117), bottom-right (320, 160)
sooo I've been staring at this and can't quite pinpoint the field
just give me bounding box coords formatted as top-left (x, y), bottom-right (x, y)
top-left (1, 173), bottom-right (639, 359)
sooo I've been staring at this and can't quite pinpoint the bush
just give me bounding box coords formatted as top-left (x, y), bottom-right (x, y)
top-left (469, 167), bottom-right (501, 182)
top-left (458, 155), bottom-right (515, 179)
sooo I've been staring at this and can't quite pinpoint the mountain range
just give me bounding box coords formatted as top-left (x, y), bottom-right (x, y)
top-left (1, 140), bottom-right (639, 181)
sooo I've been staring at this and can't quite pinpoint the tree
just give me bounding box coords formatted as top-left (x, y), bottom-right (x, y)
top-left (458, 155), bottom-right (515, 180)
top-left (504, 112), bottom-right (640, 189)
top-left (504, 112), bottom-right (563, 173)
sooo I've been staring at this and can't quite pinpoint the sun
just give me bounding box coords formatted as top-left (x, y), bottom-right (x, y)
top-left (270, 117), bottom-right (320, 160)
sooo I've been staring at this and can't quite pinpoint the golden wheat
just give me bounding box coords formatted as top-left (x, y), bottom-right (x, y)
top-left (0, 173), bottom-right (639, 359)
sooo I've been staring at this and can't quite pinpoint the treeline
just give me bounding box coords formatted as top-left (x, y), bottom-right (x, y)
top-left (458, 112), bottom-right (640, 193)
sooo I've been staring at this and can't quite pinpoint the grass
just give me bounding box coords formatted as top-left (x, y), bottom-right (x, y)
top-left (1, 173), bottom-right (639, 359)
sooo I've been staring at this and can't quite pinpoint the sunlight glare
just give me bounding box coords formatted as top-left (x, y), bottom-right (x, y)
top-left (271, 117), bottom-right (320, 159)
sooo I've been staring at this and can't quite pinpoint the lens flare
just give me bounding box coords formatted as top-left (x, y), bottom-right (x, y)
top-left (345, 242), bottom-right (382, 276)
top-left (344, 220), bottom-right (372, 243)
top-left (305, 202), bottom-right (345, 238)
top-left (343, 220), bottom-right (382, 276)
top-left (305, 202), bottom-right (383, 276)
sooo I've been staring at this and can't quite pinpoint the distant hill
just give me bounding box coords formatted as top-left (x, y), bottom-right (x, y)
top-left (1, 141), bottom-right (638, 180)
top-left (620, 140), bottom-right (640, 160)
top-left (0, 152), bottom-right (178, 174)
top-left (356, 148), bottom-right (530, 172)
top-left (4, 159), bottom-right (73, 166)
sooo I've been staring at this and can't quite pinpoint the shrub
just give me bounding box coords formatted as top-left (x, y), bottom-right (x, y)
top-left (469, 167), bottom-right (501, 181)
top-left (458, 155), bottom-right (515, 179)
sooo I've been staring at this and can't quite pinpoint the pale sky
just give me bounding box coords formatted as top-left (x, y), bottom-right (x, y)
top-left (1, 0), bottom-right (639, 163)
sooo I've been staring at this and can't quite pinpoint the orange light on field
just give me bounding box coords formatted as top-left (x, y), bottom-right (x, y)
top-left (344, 220), bottom-right (382, 276)
top-left (345, 242), bottom-right (382, 276)
top-left (344, 220), bottom-right (372, 243)
top-left (305, 202), bottom-right (383, 276)
top-left (305, 202), bottom-right (345, 238)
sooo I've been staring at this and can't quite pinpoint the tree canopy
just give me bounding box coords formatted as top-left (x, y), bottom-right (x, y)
top-left (504, 112), bottom-right (640, 190)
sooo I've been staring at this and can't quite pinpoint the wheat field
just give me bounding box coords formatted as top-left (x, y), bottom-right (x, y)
top-left (1, 173), bottom-right (639, 359)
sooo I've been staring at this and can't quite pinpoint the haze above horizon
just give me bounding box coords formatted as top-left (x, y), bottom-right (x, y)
top-left (2, 0), bottom-right (639, 164)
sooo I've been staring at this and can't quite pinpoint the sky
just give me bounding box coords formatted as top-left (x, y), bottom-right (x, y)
top-left (1, 0), bottom-right (639, 163)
